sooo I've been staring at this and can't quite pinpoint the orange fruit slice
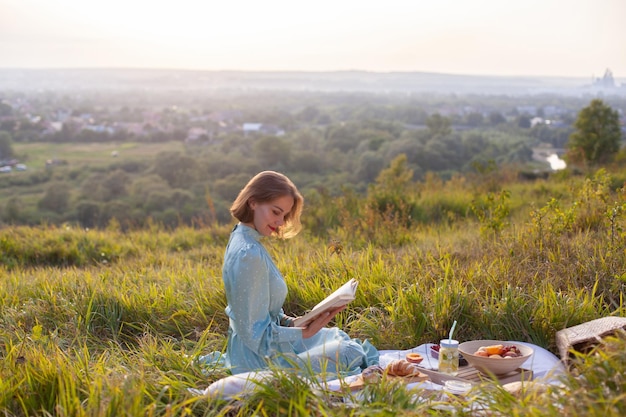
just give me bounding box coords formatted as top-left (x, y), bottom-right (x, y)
top-left (405, 353), bottom-right (423, 364)
top-left (484, 344), bottom-right (504, 355)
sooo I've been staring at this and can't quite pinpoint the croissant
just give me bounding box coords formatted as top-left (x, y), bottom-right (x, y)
top-left (386, 359), bottom-right (419, 377)
top-left (361, 365), bottom-right (384, 383)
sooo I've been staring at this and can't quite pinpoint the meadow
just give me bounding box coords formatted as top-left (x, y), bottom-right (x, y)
top-left (0, 164), bottom-right (625, 416)
top-left (13, 142), bottom-right (186, 170)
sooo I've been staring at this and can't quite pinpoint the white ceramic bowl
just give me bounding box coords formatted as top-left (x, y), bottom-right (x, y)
top-left (458, 340), bottom-right (533, 375)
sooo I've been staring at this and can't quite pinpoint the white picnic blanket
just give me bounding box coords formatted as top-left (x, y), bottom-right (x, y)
top-left (196, 342), bottom-right (566, 399)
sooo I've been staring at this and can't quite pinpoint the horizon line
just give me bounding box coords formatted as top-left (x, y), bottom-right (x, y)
top-left (0, 66), bottom-right (615, 80)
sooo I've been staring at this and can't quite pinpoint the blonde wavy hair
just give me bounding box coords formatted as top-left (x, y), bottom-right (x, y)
top-left (230, 171), bottom-right (304, 238)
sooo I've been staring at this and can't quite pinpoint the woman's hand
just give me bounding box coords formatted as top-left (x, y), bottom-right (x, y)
top-left (280, 315), bottom-right (297, 327)
top-left (300, 305), bottom-right (346, 339)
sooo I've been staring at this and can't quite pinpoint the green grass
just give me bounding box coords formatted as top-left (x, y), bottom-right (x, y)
top-left (1, 167), bottom-right (625, 415)
top-left (14, 141), bottom-right (185, 173)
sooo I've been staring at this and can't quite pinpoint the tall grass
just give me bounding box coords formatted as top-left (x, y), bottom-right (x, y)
top-left (0, 166), bottom-right (625, 415)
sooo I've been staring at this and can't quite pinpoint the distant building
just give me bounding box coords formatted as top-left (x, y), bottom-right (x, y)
top-left (530, 117), bottom-right (544, 127)
top-left (208, 110), bottom-right (242, 123)
top-left (242, 123), bottom-right (285, 137)
top-left (83, 124), bottom-right (115, 134)
top-left (593, 68), bottom-right (616, 88)
top-left (517, 105), bottom-right (537, 115)
top-left (115, 122), bottom-right (146, 136)
top-left (243, 123), bottom-right (263, 135)
top-left (542, 106), bottom-right (567, 117)
top-left (185, 127), bottom-right (210, 143)
top-left (42, 121), bottom-right (63, 135)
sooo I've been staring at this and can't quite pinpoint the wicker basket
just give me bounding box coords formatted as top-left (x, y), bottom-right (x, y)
top-left (555, 316), bottom-right (626, 362)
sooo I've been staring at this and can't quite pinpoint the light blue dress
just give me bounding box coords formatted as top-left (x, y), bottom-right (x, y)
top-left (221, 223), bottom-right (378, 375)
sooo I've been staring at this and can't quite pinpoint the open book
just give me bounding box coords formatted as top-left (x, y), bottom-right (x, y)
top-left (292, 278), bottom-right (358, 327)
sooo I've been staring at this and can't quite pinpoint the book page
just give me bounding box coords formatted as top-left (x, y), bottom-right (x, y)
top-left (292, 278), bottom-right (358, 327)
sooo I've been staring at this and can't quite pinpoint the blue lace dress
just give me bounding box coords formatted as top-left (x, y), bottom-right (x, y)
top-left (219, 223), bottom-right (378, 375)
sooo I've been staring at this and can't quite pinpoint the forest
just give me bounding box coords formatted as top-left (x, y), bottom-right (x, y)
top-left (1, 85), bottom-right (624, 230)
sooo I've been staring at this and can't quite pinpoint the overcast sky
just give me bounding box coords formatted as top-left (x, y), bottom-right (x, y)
top-left (1, 0), bottom-right (624, 78)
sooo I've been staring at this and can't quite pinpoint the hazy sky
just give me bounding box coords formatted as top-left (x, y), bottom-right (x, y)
top-left (1, 0), bottom-right (624, 78)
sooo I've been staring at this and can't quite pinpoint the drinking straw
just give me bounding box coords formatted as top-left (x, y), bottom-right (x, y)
top-left (448, 320), bottom-right (457, 342)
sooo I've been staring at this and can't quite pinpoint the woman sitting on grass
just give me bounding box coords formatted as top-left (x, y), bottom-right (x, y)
top-left (210, 170), bottom-right (378, 375)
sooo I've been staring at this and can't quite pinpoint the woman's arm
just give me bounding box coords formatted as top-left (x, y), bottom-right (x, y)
top-left (298, 305), bottom-right (346, 339)
top-left (226, 246), bottom-right (302, 356)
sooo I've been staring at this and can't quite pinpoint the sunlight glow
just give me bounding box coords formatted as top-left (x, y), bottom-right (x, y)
top-left (1, 0), bottom-right (625, 76)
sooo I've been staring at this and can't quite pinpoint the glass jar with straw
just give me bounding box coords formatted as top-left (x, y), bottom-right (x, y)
top-left (439, 320), bottom-right (459, 375)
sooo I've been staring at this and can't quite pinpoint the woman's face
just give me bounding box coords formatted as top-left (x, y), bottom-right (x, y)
top-left (246, 194), bottom-right (295, 237)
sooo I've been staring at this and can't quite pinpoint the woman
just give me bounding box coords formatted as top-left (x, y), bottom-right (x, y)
top-left (219, 171), bottom-right (378, 375)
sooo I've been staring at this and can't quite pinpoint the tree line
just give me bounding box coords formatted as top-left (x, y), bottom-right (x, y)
top-left (0, 90), bottom-right (623, 229)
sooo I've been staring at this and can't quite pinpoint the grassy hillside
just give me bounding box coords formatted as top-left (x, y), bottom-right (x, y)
top-left (0, 166), bottom-right (625, 416)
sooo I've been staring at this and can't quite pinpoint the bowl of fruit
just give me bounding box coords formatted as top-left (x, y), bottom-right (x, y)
top-left (458, 340), bottom-right (533, 375)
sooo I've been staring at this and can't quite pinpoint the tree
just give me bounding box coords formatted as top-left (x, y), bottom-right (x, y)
top-left (38, 183), bottom-right (71, 213)
top-left (425, 113), bottom-right (452, 137)
top-left (355, 151), bottom-right (384, 183)
top-left (3, 197), bottom-right (24, 223)
top-left (325, 123), bottom-right (361, 152)
top-left (100, 201), bottom-right (133, 228)
top-left (296, 106), bottom-right (320, 123)
top-left (0, 131), bottom-right (14, 160)
top-left (568, 99), bottom-right (622, 166)
top-left (254, 135), bottom-right (291, 167)
top-left (101, 170), bottom-right (129, 200)
top-left (0, 101), bottom-right (12, 117)
top-left (488, 112), bottom-right (506, 126)
top-left (517, 115), bottom-right (532, 129)
top-left (76, 201), bottom-right (101, 228)
top-left (153, 152), bottom-right (199, 189)
top-left (367, 154), bottom-right (416, 224)
top-left (466, 112), bottom-right (484, 127)
top-left (291, 150), bottom-right (324, 174)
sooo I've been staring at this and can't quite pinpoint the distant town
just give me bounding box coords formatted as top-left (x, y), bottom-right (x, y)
top-left (1, 68), bottom-right (625, 173)
top-left (0, 67), bottom-right (624, 96)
